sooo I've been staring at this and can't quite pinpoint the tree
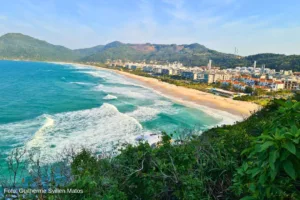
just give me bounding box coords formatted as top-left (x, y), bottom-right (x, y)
top-left (253, 88), bottom-right (266, 96)
top-left (221, 83), bottom-right (232, 90)
top-left (244, 86), bottom-right (253, 94)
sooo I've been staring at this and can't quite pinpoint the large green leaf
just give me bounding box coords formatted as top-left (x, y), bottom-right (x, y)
top-left (259, 141), bottom-right (274, 152)
top-left (282, 141), bottom-right (296, 155)
top-left (283, 160), bottom-right (296, 179)
top-left (269, 150), bottom-right (279, 170)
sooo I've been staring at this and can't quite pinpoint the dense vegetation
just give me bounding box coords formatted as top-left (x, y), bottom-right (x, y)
top-left (2, 97), bottom-right (299, 199)
top-left (0, 33), bottom-right (79, 61)
top-left (1, 33), bottom-right (300, 71)
top-left (246, 54), bottom-right (300, 72)
top-left (73, 45), bottom-right (104, 57)
top-left (81, 42), bottom-right (243, 68)
top-left (233, 89), bottom-right (294, 106)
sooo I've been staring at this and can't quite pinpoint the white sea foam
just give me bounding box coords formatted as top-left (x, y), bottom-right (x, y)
top-left (103, 94), bottom-right (118, 100)
top-left (26, 115), bottom-right (54, 148)
top-left (70, 82), bottom-right (95, 86)
top-left (80, 70), bottom-right (142, 86)
top-left (127, 107), bottom-right (160, 122)
top-left (69, 64), bottom-right (91, 69)
top-left (126, 99), bottom-right (178, 122)
top-left (51, 62), bottom-right (92, 70)
top-left (0, 118), bottom-right (42, 143)
top-left (168, 99), bottom-right (243, 126)
top-left (95, 84), bottom-right (149, 99)
top-left (24, 103), bottom-right (144, 163)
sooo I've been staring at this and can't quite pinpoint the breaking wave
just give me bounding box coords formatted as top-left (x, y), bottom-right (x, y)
top-left (69, 81), bottom-right (95, 86)
top-left (26, 115), bottom-right (54, 148)
top-left (103, 94), bottom-right (118, 100)
top-left (23, 103), bottom-right (144, 163)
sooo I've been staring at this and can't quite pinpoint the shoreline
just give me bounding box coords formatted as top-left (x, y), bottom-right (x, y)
top-left (47, 61), bottom-right (260, 120)
top-left (108, 68), bottom-right (259, 117)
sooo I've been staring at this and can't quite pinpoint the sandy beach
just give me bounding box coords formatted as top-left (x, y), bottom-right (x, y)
top-left (110, 69), bottom-right (260, 117)
top-left (51, 62), bottom-right (261, 119)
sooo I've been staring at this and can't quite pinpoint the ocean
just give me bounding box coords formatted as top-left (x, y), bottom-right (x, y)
top-left (0, 60), bottom-right (227, 166)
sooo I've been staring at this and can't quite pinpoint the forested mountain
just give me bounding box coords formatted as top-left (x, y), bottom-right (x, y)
top-left (0, 33), bottom-right (299, 71)
top-left (245, 53), bottom-right (300, 71)
top-left (0, 33), bottom-right (80, 61)
top-left (80, 41), bottom-right (247, 68)
top-left (73, 45), bottom-right (104, 57)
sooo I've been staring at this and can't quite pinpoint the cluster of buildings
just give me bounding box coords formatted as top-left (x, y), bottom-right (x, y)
top-left (105, 59), bottom-right (300, 93)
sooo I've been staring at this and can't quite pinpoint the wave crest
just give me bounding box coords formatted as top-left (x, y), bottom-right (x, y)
top-left (103, 94), bottom-right (118, 100)
top-left (24, 103), bottom-right (143, 163)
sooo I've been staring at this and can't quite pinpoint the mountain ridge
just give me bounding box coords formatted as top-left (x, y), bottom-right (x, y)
top-left (0, 33), bottom-right (79, 61)
top-left (0, 33), bottom-right (299, 71)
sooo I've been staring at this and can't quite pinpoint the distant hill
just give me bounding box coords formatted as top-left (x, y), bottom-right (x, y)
top-left (245, 53), bottom-right (300, 71)
top-left (0, 33), bottom-right (299, 71)
top-left (80, 41), bottom-right (146, 62)
top-left (79, 41), bottom-right (247, 68)
top-left (73, 45), bottom-right (104, 57)
top-left (0, 33), bottom-right (80, 61)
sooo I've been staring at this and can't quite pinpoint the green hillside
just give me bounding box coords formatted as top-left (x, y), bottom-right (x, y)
top-left (73, 45), bottom-right (104, 57)
top-left (1, 33), bottom-right (300, 71)
top-left (79, 41), bottom-right (247, 67)
top-left (245, 53), bottom-right (300, 71)
top-left (0, 33), bottom-right (80, 61)
top-left (80, 41), bottom-right (147, 62)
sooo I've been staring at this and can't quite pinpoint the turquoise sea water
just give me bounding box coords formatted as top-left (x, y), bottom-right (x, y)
top-left (0, 60), bottom-right (225, 165)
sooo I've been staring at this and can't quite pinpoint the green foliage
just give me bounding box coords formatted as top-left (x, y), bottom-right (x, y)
top-left (62, 133), bottom-right (238, 199)
top-left (233, 95), bottom-right (271, 106)
top-left (71, 149), bottom-right (99, 177)
top-left (244, 86), bottom-right (253, 94)
top-left (232, 100), bottom-right (300, 199)
top-left (253, 88), bottom-right (267, 96)
top-left (246, 53), bottom-right (300, 71)
top-left (73, 45), bottom-right (105, 57)
top-left (0, 33), bottom-right (80, 61)
top-left (221, 83), bottom-right (232, 90)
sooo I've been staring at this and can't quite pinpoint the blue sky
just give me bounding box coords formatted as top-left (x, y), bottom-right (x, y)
top-left (0, 0), bottom-right (299, 55)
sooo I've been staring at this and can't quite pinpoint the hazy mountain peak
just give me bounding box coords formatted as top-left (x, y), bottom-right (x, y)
top-left (1, 33), bottom-right (35, 40)
top-left (105, 41), bottom-right (124, 48)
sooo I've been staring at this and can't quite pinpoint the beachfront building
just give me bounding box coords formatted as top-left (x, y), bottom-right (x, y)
top-left (153, 67), bottom-right (163, 74)
top-left (197, 72), bottom-right (233, 84)
top-left (107, 59), bottom-right (299, 92)
top-left (283, 78), bottom-right (300, 90)
top-left (270, 81), bottom-right (285, 91)
top-left (143, 66), bottom-right (154, 73)
top-left (232, 81), bottom-right (247, 91)
top-left (181, 71), bottom-right (197, 80)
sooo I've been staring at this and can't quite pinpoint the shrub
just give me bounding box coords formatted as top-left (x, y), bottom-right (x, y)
top-left (232, 100), bottom-right (300, 199)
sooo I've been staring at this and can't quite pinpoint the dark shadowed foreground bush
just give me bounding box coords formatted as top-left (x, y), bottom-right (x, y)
top-left (1, 99), bottom-right (299, 199)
